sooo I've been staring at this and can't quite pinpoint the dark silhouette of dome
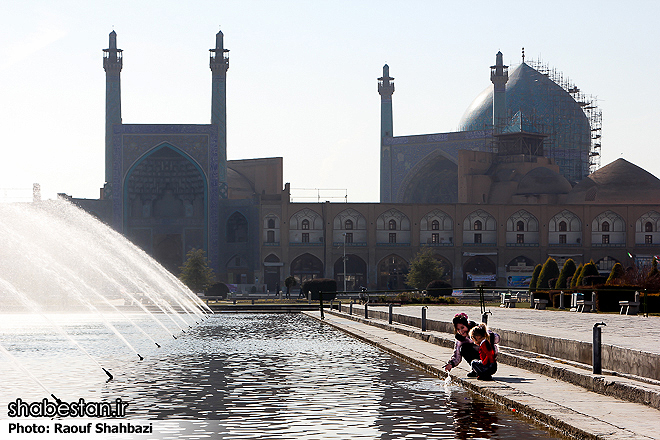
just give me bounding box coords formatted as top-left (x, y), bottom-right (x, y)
top-left (516, 167), bottom-right (572, 195)
top-left (566, 158), bottom-right (660, 204)
top-left (459, 62), bottom-right (591, 183)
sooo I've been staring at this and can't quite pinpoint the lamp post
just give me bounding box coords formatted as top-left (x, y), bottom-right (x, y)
top-left (342, 232), bottom-right (347, 293)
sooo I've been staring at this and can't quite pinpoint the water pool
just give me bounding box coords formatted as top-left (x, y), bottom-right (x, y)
top-left (1, 313), bottom-right (565, 439)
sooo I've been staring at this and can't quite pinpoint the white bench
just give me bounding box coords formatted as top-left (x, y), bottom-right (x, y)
top-left (503, 298), bottom-right (518, 308)
top-left (534, 299), bottom-right (548, 310)
top-left (619, 292), bottom-right (640, 315)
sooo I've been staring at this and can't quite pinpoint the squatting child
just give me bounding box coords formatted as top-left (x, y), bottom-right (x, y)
top-left (468, 323), bottom-right (497, 380)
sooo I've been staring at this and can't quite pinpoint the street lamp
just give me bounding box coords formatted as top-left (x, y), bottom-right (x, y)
top-left (342, 232), bottom-right (347, 292)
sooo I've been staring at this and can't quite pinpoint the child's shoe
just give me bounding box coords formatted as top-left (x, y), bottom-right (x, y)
top-left (477, 374), bottom-right (492, 381)
top-left (467, 371), bottom-right (477, 378)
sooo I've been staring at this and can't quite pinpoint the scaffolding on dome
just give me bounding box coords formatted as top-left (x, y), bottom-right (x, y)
top-left (526, 59), bottom-right (602, 174)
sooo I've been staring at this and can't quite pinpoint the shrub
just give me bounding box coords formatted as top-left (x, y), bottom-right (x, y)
top-left (529, 264), bottom-right (542, 291)
top-left (582, 275), bottom-right (607, 287)
top-left (606, 263), bottom-right (625, 285)
top-left (555, 259), bottom-right (576, 289)
top-left (593, 286), bottom-right (637, 312)
top-left (537, 258), bottom-right (559, 290)
top-left (577, 262), bottom-right (599, 286)
top-left (302, 278), bottom-right (337, 301)
top-left (426, 279), bottom-right (452, 297)
top-left (571, 264), bottom-right (584, 288)
top-left (206, 282), bottom-right (229, 299)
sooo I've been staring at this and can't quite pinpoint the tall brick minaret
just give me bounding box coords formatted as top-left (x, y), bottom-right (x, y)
top-left (210, 30), bottom-right (229, 199)
top-left (103, 31), bottom-right (122, 198)
top-left (378, 64), bottom-right (395, 202)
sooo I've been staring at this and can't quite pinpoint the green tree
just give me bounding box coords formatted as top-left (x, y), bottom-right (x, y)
top-left (555, 259), bottom-right (576, 289)
top-left (570, 264), bottom-right (584, 287)
top-left (285, 275), bottom-right (297, 297)
top-left (536, 257), bottom-right (559, 290)
top-left (528, 264), bottom-right (542, 291)
top-left (179, 248), bottom-right (216, 293)
top-left (606, 262), bottom-right (625, 285)
top-left (405, 248), bottom-right (444, 291)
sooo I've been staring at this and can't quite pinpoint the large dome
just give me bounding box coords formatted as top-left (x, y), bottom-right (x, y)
top-left (516, 167), bottom-right (572, 195)
top-left (566, 159), bottom-right (660, 204)
top-left (459, 62), bottom-right (592, 183)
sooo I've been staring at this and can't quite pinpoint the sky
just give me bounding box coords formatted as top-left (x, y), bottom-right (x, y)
top-left (1, 0), bottom-right (659, 202)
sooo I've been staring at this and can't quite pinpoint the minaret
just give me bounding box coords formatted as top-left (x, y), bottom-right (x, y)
top-left (103, 31), bottom-right (122, 197)
top-left (210, 30), bottom-right (229, 198)
top-left (490, 51), bottom-right (508, 134)
top-left (103, 31), bottom-right (122, 198)
top-left (378, 64), bottom-right (394, 202)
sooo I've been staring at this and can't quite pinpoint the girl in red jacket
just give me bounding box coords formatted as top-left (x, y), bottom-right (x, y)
top-left (468, 323), bottom-right (497, 380)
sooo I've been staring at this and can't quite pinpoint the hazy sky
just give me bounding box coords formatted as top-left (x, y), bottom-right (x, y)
top-left (1, 0), bottom-right (658, 202)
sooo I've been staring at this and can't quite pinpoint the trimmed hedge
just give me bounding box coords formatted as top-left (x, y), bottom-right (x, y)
top-left (593, 287), bottom-right (637, 312)
top-left (302, 278), bottom-right (337, 301)
top-left (426, 280), bottom-right (452, 297)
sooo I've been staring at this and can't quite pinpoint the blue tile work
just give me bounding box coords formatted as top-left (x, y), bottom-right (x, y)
top-left (383, 129), bottom-right (494, 202)
top-left (111, 123), bottom-right (220, 270)
top-left (459, 63), bottom-right (591, 182)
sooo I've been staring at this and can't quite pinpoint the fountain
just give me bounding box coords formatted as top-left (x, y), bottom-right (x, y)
top-left (0, 199), bottom-right (211, 398)
top-left (0, 201), bottom-right (561, 439)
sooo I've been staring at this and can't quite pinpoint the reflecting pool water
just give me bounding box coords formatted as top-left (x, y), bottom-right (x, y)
top-left (0, 313), bottom-right (565, 439)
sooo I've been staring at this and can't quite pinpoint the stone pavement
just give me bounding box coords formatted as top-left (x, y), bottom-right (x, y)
top-left (364, 304), bottom-right (660, 355)
top-left (304, 310), bottom-right (660, 440)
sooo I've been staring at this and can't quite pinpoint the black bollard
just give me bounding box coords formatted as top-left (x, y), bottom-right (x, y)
top-left (349, 301), bottom-right (353, 315)
top-left (364, 303), bottom-right (368, 319)
top-left (388, 304), bottom-right (393, 325)
top-left (592, 322), bottom-right (606, 374)
top-left (421, 306), bottom-right (427, 332)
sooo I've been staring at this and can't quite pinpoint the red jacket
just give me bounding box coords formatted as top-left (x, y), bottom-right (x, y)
top-left (479, 339), bottom-right (496, 365)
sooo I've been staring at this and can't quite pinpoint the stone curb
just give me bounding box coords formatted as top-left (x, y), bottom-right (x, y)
top-left (324, 309), bottom-right (660, 410)
top-left (306, 311), bottom-right (605, 440)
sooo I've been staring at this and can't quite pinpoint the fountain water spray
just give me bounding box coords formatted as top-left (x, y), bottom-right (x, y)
top-left (0, 199), bottom-right (211, 382)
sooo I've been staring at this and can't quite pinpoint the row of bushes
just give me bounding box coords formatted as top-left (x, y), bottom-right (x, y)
top-left (532, 287), bottom-right (660, 313)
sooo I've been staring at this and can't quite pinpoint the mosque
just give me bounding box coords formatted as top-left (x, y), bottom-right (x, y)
top-left (74, 31), bottom-right (660, 291)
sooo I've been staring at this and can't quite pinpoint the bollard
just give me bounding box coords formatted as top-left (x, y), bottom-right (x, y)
top-left (233, 299), bottom-right (236, 305)
top-left (349, 302), bottom-right (353, 315)
top-left (529, 292), bottom-right (535, 308)
top-left (559, 291), bottom-right (565, 310)
top-left (481, 310), bottom-right (491, 325)
top-left (337, 301), bottom-right (341, 312)
top-left (365, 303), bottom-right (369, 319)
top-left (592, 322), bottom-right (606, 374)
top-left (251, 299), bottom-right (255, 305)
top-left (421, 306), bottom-right (427, 332)
top-left (388, 304), bottom-right (393, 324)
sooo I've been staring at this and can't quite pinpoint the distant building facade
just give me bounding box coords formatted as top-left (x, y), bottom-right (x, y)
top-left (73, 31), bottom-right (660, 291)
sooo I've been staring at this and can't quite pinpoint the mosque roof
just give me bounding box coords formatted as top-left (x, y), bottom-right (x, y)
top-left (458, 62), bottom-right (591, 183)
top-left (516, 166), bottom-right (572, 195)
top-left (501, 111), bottom-right (542, 135)
top-left (566, 158), bottom-right (660, 204)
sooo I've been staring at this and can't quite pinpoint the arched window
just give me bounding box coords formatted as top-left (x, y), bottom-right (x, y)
top-left (388, 219), bottom-right (397, 230)
top-left (474, 220), bottom-right (482, 231)
top-left (559, 221), bottom-right (567, 232)
top-left (267, 218), bottom-right (275, 229)
top-left (646, 222), bottom-right (653, 232)
top-left (431, 220), bottom-right (440, 230)
top-left (301, 219), bottom-right (310, 230)
top-left (516, 221), bottom-right (525, 232)
top-left (602, 221), bottom-right (610, 232)
top-left (345, 219), bottom-right (353, 230)
top-left (227, 212), bottom-right (248, 243)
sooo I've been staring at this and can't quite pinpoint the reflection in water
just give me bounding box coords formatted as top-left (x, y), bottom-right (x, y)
top-left (0, 313), bottom-right (561, 439)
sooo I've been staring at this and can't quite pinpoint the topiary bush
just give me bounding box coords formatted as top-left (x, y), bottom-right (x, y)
top-left (302, 278), bottom-right (337, 301)
top-left (537, 258), bottom-right (559, 290)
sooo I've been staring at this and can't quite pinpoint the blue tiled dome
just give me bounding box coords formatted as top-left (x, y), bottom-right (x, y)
top-left (459, 63), bottom-right (591, 183)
